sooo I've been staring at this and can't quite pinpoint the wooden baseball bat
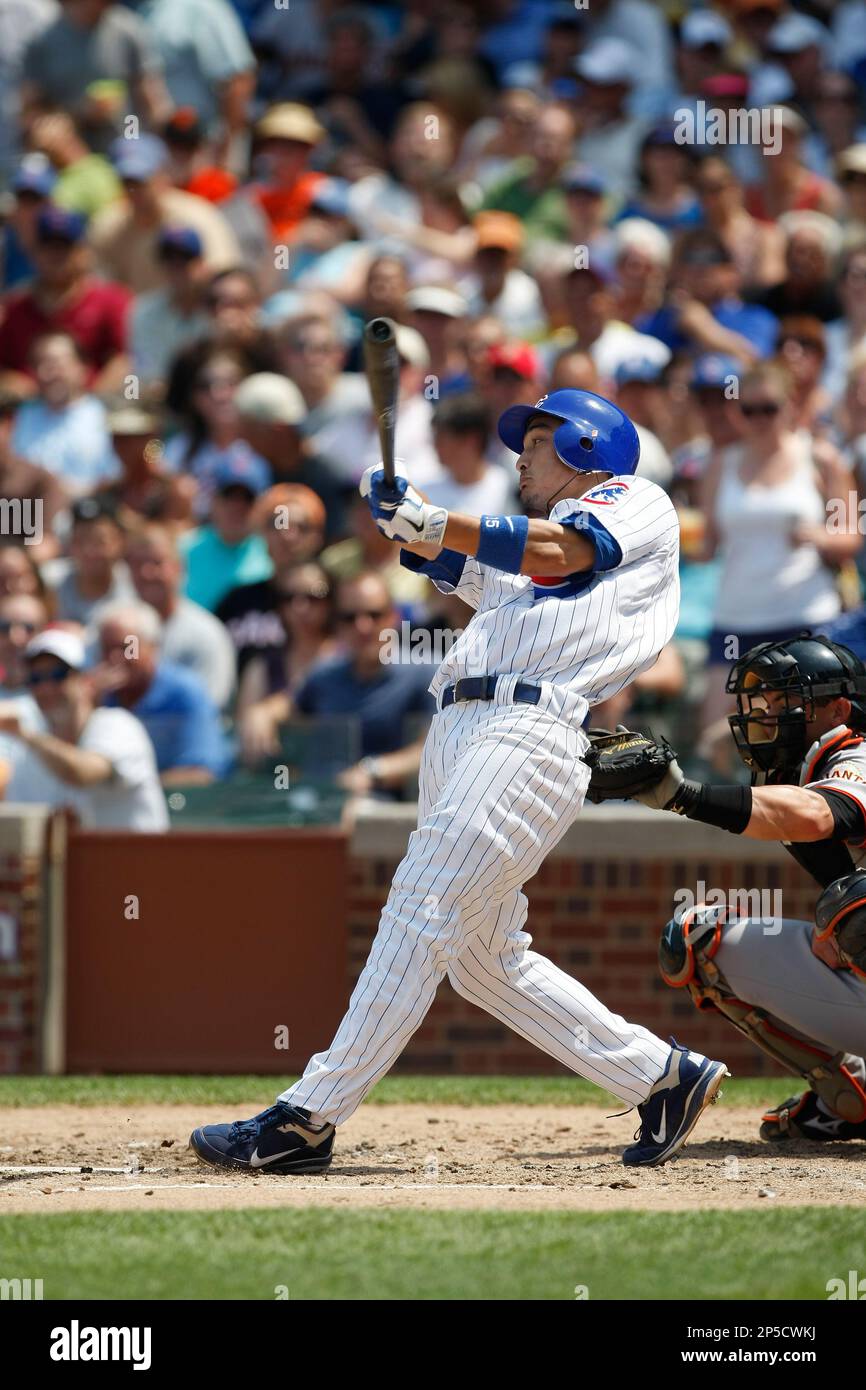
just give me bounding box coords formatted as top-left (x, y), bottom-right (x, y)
top-left (363, 317), bottom-right (400, 486)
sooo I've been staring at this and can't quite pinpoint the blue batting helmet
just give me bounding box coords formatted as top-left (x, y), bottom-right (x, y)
top-left (497, 388), bottom-right (640, 477)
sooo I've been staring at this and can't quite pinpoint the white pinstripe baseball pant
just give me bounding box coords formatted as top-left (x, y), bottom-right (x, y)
top-left (281, 699), bottom-right (672, 1124)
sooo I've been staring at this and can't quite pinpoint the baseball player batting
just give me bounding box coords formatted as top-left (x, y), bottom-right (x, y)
top-left (190, 389), bottom-right (728, 1173)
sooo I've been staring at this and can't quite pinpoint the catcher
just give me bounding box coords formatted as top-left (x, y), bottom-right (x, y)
top-left (586, 632), bottom-right (866, 1142)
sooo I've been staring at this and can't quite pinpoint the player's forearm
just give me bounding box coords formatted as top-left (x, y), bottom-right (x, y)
top-left (744, 785), bottom-right (835, 841)
top-left (405, 513), bottom-right (595, 576)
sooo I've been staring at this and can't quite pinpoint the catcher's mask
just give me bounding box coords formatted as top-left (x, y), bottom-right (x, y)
top-left (814, 869), bottom-right (866, 978)
top-left (726, 633), bottom-right (866, 775)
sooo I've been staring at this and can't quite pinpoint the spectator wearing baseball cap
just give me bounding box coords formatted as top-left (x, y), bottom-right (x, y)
top-left (0, 625), bottom-right (169, 831)
top-left (459, 212), bottom-right (546, 339)
top-left (480, 338), bottom-right (541, 469)
top-left (234, 370), bottom-right (350, 540)
top-left (27, 109), bottom-right (122, 220)
top-left (405, 286), bottom-right (471, 398)
top-left (480, 104), bottom-right (575, 245)
top-left (130, 225), bottom-right (211, 389)
top-left (0, 206), bottom-right (131, 393)
top-left (250, 103), bottom-right (327, 245)
top-left (178, 445), bottom-right (273, 612)
top-left (88, 133), bottom-right (241, 294)
top-left (558, 163), bottom-right (614, 262)
top-left (612, 357), bottom-right (673, 490)
top-left (1, 156), bottom-right (57, 290)
top-left (43, 495), bottom-right (136, 626)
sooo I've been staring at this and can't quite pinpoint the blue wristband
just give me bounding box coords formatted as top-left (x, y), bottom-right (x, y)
top-left (476, 514), bottom-right (529, 573)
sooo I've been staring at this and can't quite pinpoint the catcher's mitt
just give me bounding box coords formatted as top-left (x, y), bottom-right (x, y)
top-left (583, 725), bottom-right (677, 804)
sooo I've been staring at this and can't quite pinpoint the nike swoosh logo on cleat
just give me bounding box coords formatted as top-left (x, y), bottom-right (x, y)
top-left (651, 1101), bottom-right (667, 1145)
top-left (250, 1147), bottom-right (303, 1168)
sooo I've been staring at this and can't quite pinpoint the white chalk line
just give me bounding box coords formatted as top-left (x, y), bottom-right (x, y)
top-left (20, 1180), bottom-right (556, 1194)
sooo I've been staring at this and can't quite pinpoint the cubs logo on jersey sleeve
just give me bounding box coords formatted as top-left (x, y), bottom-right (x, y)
top-left (581, 480), bottom-right (632, 506)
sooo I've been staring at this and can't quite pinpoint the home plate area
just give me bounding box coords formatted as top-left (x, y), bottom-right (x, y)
top-left (2, 1102), bottom-right (864, 1213)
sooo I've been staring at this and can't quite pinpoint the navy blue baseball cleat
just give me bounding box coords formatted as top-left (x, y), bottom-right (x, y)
top-left (189, 1102), bottom-right (335, 1174)
top-left (622, 1041), bottom-right (729, 1167)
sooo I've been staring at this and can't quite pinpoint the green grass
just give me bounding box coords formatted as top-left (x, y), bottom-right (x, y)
top-left (0, 1208), bottom-right (862, 1300)
top-left (0, 1073), bottom-right (788, 1109)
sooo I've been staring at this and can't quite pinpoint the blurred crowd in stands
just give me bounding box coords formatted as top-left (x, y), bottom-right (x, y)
top-left (2, 0), bottom-right (866, 826)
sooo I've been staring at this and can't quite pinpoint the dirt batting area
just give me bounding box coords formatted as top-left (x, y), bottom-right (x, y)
top-left (2, 1103), bottom-right (865, 1213)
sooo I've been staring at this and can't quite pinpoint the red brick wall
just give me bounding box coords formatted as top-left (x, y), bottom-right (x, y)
top-left (349, 850), bottom-right (819, 1078)
top-left (0, 849), bottom-right (45, 1074)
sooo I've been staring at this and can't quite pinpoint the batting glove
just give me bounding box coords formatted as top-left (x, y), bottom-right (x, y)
top-left (359, 463), bottom-right (448, 546)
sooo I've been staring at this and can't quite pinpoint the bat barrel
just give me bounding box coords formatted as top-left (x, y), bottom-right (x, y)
top-left (363, 317), bottom-right (399, 486)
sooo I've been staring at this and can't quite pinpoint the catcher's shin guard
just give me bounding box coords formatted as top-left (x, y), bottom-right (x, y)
top-left (658, 904), bottom-right (866, 1124)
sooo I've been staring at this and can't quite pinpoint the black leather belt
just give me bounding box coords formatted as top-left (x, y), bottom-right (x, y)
top-left (440, 676), bottom-right (542, 708)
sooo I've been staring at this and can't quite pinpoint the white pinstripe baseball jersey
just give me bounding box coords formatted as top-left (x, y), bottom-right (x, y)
top-left (416, 475), bottom-right (681, 721)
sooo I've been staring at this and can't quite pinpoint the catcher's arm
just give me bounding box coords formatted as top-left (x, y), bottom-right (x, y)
top-left (586, 725), bottom-right (847, 843)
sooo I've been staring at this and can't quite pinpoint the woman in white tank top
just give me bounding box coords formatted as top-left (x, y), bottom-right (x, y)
top-left (699, 362), bottom-right (859, 739)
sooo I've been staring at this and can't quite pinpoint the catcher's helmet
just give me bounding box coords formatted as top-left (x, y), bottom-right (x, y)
top-left (815, 870), bottom-right (866, 977)
top-left (497, 388), bottom-right (640, 477)
top-left (727, 632), bottom-right (866, 774)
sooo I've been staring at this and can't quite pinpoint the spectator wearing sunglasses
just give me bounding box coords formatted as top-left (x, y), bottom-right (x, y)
top-left (130, 226), bottom-right (211, 390)
top-left (236, 560), bottom-right (337, 766)
top-left (698, 362), bottom-right (858, 741)
top-left (776, 315), bottom-right (832, 434)
top-left (241, 571), bottom-right (436, 793)
top-left (0, 627), bottom-right (168, 830)
top-left (296, 571), bottom-right (435, 798)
